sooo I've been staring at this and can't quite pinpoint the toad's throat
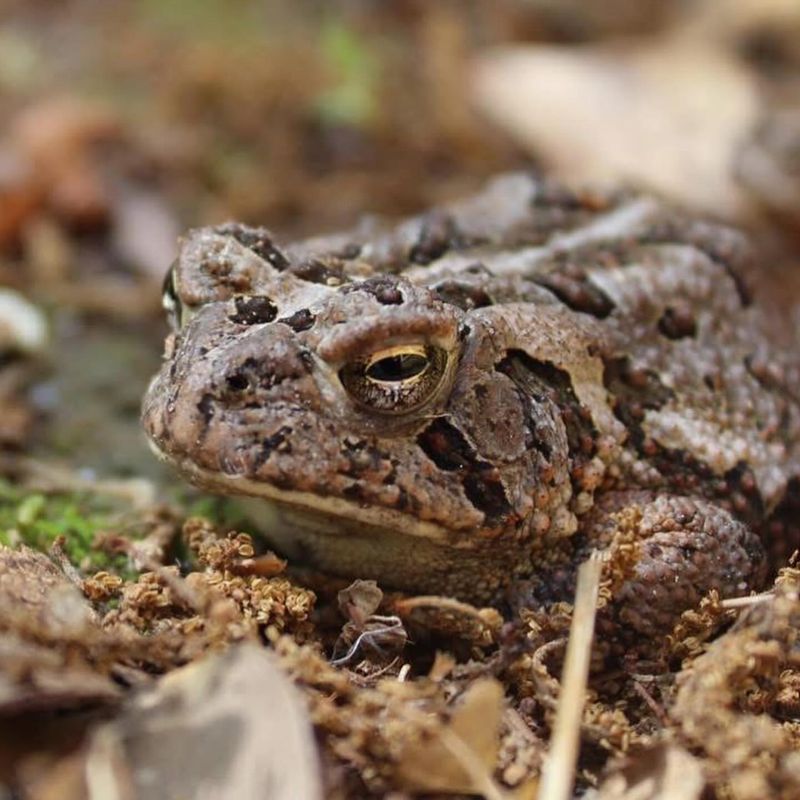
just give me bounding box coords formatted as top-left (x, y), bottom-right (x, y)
top-left (158, 452), bottom-right (516, 597)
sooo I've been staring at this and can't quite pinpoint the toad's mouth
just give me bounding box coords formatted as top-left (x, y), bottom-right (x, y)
top-left (150, 442), bottom-right (515, 600)
top-left (151, 442), bottom-right (464, 547)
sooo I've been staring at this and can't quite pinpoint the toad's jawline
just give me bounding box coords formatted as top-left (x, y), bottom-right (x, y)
top-left (148, 440), bottom-right (472, 546)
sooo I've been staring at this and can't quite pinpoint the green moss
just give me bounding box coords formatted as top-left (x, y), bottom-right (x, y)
top-left (0, 478), bottom-right (260, 577)
top-left (0, 481), bottom-right (137, 573)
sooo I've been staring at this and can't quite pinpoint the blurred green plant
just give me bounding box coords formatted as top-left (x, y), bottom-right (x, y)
top-left (314, 19), bottom-right (378, 127)
top-left (137, 0), bottom-right (276, 44)
top-left (0, 28), bottom-right (46, 92)
top-left (183, 493), bottom-right (251, 530)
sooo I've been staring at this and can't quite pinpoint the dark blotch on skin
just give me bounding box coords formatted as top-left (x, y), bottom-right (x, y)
top-left (433, 279), bottom-right (493, 311)
top-left (724, 461), bottom-right (764, 521)
top-left (658, 304), bottom-right (697, 340)
top-left (342, 484), bottom-right (363, 501)
top-left (603, 356), bottom-right (674, 436)
top-left (744, 353), bottom-right (786, 392)
top-left (264, 427), bottom-right (291, 455)
top-left (533, 268), bottom-right (615, 319)
top-left (291, 258), bottom-right (346, 286)
top-left (229, 295), bottom-right (278, 325)
top-left (214, 223), bottom-right (290, 270)
top-left (417, 417), bottom-right (476, 471)
top-left (278, 309), bottom-right (316, 332)
top-left (604, 356), bottom-right (767, 523)
top-left (197, 394), bottom-right (215, 424)
top-left (345, 276), bottom-right (404, 305)
top-left (226, 372), bottom-right (249, 392)
top-left (224, 356), bottom-right (290, 394)
top-left (342, 440), bottom-right (381, 475)
top-left (498, 350), bottom-right (596, 455)
top-left (409, 211), bottom-right (459, 265)
top-left (417, 418), bottom-right (513, 524)
top-left (254, 426), bottom-right (292, 467)
top-left (298, 349), bottom-right (315, 371)
top-left (462, 471), bottom-right (514, 526)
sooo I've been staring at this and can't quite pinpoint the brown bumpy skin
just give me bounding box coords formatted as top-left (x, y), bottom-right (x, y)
top-left (585, 492), bottom-right (767, 640)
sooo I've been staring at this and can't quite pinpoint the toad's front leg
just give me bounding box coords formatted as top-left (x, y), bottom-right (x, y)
top-left (527, 491), bottom-right (768, 648)
top-left (585, 492), bottom-right (767, 640)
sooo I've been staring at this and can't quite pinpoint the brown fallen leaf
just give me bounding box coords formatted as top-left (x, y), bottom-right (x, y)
top-left (12, 96), bottom-right (120, 230)
top-left (0, 149), bottom-right (43, 250)
top-left (0, 545), bottom-right (120, 716)
top-left (333, 580), bottom-right (407, 666)
top-left (392, 593), bottom-right (503, 648)
top-left (473, 39), bottom-right (759, 219)
top-left (0, 545), bottom-right (98, 638)
top-left (338, 579), bottom-right (383, 627)
top-left (593, 742), bottom-right (705, 800)
top-left (395, 677), bottom-right (506, 797)
top-left (75, 643), bottom-right (323, 800)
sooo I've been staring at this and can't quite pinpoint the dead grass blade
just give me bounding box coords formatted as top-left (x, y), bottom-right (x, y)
top-left (537, 554), bottom-right (603, 800)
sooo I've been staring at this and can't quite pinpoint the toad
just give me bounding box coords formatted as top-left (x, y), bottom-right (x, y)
top-left (143, 174), bottom-right (800, 639)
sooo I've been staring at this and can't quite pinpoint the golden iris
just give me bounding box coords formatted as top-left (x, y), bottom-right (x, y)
top-left (339, 344), bottom-right (447, 413)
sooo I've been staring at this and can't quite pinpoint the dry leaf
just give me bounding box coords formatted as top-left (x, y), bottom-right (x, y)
top-left (338, 579), bottom-right (383, 626)
top-left (473, 40), bottom-right (759, 218)
top-left (395, 677), bottom-right (505, 795)
top-left (13, 96), bottom-right (120, 229)
top-left (593, 743), bottom-right (705, 800)
top-left (81, 643), bottom-right (323, 800)
top-left (0, 545), bottom-right (121, 716)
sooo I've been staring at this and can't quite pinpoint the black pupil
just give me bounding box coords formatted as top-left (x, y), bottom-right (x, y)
top-left (366, 353), bottom-right (428, 382)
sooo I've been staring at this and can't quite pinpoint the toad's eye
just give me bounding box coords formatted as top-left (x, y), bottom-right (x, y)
top-left (339, 344), bottom-right (448, 413)
top-left (366, 351), bottom-right (429, 383)
top-left (161, 264), bottom-right (181, 330)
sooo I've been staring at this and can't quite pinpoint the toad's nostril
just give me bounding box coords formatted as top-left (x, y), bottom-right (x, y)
top-left (222, 347), bottom-right (310, 397)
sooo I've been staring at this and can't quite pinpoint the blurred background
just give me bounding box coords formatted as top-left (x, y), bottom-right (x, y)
top-left (0, 0), bottom-right (799, 488)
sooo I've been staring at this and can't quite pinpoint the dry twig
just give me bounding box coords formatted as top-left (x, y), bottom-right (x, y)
top-left (537, 554), bottom-right (603, 800)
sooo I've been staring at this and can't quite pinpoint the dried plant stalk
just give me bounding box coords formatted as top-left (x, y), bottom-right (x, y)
top-left (537, 554), bottom-right (602, 800)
